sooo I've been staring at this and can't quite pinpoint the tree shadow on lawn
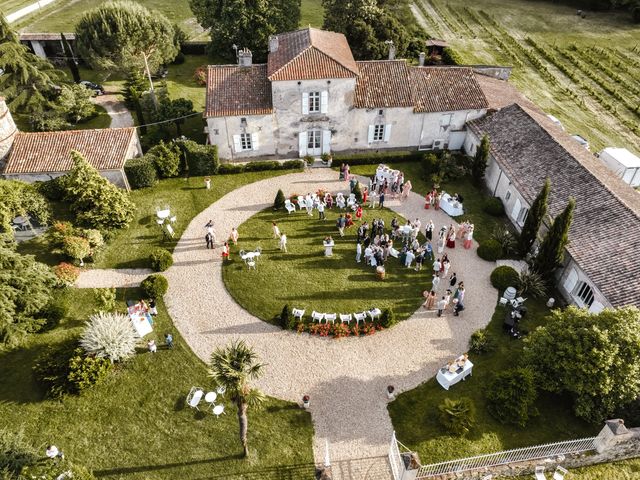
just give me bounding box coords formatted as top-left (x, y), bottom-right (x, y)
top-left (0, 341), bottom-right (53, 403)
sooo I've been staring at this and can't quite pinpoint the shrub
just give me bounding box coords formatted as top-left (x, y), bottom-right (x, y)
top-left (331, 322), bottom-right (350, 338)
top-left (124, 156), bottom-right (157, 189)
top-left (81, 229), bottom-right (104, 250)
top-left (0, 428), bottom-right (39, 475)
top-left (486, 368), bottom-right (538, 427)
top-left (518, 270), bottom-right (547, 298)
top-left (93, 287), bottom-right (117, 313)
top-left (320, 153), bottom-right (332, 163)
top-left (217, 163), bottom-right (245, 174)
top-left (245, 160), bottom-right (280, 171)
top-left (442, 46), bottom-right (463, 65)
top-left (483, 197), bottom-right (505, 216)
top-left (332, 151), bottom-right (422, 166)
top-left (490, 265), bottom-right (520, 292)
top-left (67, 350), bottom-right (112, 392)
top-left (477, 239), bottom-right (503, 261)
top-left (491, 227), bottom-right (517, 255)
top-left (37, 175), bottom-right (66, 201)
top-left (149, 248), bottom-right (173, 272)
top-left (63, 235), bottom-right (91, 265)
top-left (33, 340), bottom-right (78, 398)
top-left (438, 397), bottom-right (476, 436)
top-left (180, 140), bottom-right (218, 176)
top-left (80, 312), bottom-right (138, 362)
top-left (469, 328), bottom-right (495, 354)
top-left (194, 65), bottom-right (207, 85)
top-left (141, 273), bottom-right (169, 298)
top-left (274, 189), bottom-right (285, 210)
top-left (303, 154), bottom-right (315, 165)
top-left (148, 141), bottom-right (182, 177)
top-left (282, 159), bottom-right (304, 170)
top-left (379, 308), bottom-right (397, 328)
top-left (353, 181), bottom-right (363, 203)
top-left (53, 262), bottom-right (81, 286)
top-left (279, 304), bottom-right (296, 330)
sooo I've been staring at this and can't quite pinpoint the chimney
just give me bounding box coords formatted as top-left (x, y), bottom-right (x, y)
top-left (238, 48), bottom-right (252, 67)
top-left (419, 52), bottom-right (426, 66)
top-left (0, 97), bottom-right (18, 162)
top-left (269, 35), bottom-right (279, 53)
top-left (387, 40), bottom-right (396, 60)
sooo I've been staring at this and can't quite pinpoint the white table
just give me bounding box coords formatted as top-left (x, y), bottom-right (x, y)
top-left (323, 240), bottom-right (335, 256)
top-left (157, 209), bottom-right (171, 220)
top-left (128, 306), bottom-right (153, 337)
top-left (436, 360), bottom-right (474, 390)
top-left (12, 216), bottom-right (30, 230)
top-left (241, 251), bottom-right (261, 261)
top-left (204, 391), bottom-right (217, 403)
top-left (439, 193), bottom-right (464, 217)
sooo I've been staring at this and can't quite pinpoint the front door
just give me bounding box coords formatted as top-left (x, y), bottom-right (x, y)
top-left (307, 130), bottom-right (322, 156)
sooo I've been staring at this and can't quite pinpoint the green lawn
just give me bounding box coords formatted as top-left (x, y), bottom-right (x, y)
top-left (300, 0), bottom-right (324, 27)
top-left (414, 0), bottom-right (640, 155)
top-left (0, 287), bottom-right (315, 479)
top-left (388, 297), bottom-right (597, 464)
top-left (18, 170), bottom-right (295, 269)
top-left (2, 0), bottom-right (35, 15)
top-left (346, 162), bottom-right (512, 247)
top-left (222, 206), bottom-right (429, 324)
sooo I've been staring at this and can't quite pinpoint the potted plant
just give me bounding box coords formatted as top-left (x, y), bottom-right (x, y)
top-left (387, 385), bottom-right (395, 399)
top-left (320, 153), bottom-right (332, 166)
top-left (303, 155), bottom-right (315, 167)
top-left (302, 395), bottom-right (310, 408)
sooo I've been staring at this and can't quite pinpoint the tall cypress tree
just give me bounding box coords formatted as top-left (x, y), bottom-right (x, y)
top-left (472, 135), bottom-right (490, 184)
top-left (61, 33), bottom-right (80, 83)
top-left (518, 178), bottom-right (550, 256)
top-left (533, 197), bottom-right (576, 284)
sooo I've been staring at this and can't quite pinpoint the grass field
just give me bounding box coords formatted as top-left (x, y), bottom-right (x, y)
top-left (222, 206), bottom-right (428, 324)
top-left (0, 287), bottom-right (315, 479)
top-left (300, 0), bottom-right (324, 27)
top-left (412, 0), bottom-right (640, 155)
top-left (1, 0), bottom-right (36, 15)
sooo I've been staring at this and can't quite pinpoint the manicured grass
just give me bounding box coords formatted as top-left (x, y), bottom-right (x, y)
top-left (0, 287), bottom-right (315, 479)
top-left (2, 0), bottom-right (36, 14)
top-left (222, 206), bottom-right (430, 324)
top-left (346, 163), bottom-right (512, 247)
top-left (300, 0), bottom-right (324, 27)
top-left (18, 171), bottom-right (295, 269)
top-left (388, 297), bottom-right (597, 464)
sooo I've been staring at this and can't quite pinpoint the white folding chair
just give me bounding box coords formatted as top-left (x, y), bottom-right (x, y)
top-left (165, 224), bottom-right (175, 238)
top-left (535, 466), bottom-right (547, 480)
top-left (212, 404), bottom-right (225, 418)
top-left (324, 313), bottom-right (337, 324)
top-left (498, 297), bottom-right (508, 306)
top-left (367, 308), bottom-right (382, 321)
top-left (553, 466), bottom-right (568, 480)
top-left (169, 216), bottom-right (177, 224)
top-left (292, 308), bottom-right (305, 321)
top-left (186, 387), bottom-right (204, 410)
top-left (516, 296), bottom-right (527, 305)
top-left (285, 200), bottom-right (296, 214)
top-left (311, 311), bottom-right (324, 323)
top-left (247, 260), bottom-right (256, 270)
top-left (354, 312), bottom-right (366, 325)
top-left (216, 385), bottom-right (226, 397)
top-left (339, 314), bottom-right (352, 324)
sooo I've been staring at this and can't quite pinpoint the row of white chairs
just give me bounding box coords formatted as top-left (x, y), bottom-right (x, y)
top-left (284, 194), bottom-right (358, 214)
top-left (292, 308), bottom-right (382, 324)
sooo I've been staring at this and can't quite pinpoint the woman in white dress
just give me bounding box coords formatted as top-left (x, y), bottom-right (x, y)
top-left (336, 192), bottom-right (346, 209)
top-left (272, 221), bottom-right (281, 239)
top-left (464, 225), bottom-right (474, 249)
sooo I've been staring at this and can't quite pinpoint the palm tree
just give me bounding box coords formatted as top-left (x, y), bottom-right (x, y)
top-left (208, 340), bottom-right (265, 457)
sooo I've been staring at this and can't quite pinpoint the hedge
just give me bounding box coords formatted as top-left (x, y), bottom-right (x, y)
top-left (180, 140), bottom-right (219, 176)
top-left (477, 239), bottom-right (503, 261)
top-left (124, 157), bottom-right (157, 189)
top-left (332, 151), bottom-right (423, 166)
top-left (217, 159), bottom-right (304, 175)
top-left (141, 274), bottom-right (168, 298)
top-left (149, 248), bottom-right (173, 272)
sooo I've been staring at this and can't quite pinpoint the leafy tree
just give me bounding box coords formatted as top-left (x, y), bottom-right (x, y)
top-left (533, 198), bottom-right (575, 284)
top-left (0, 14), bottom-right (64, 114)
top-left (0, 239), bottom-right (56, 348)
top-left (80, 311), bottom-right (138, 362)
top-left (123, 69), bottom-right (148, 133)
top-left (148, 141), bottom-right (182, 177)
top-left (57, 84), bottom-right (96, 124)
top-left (518, 178), bottom-right (550, 256)
top-left (75, 1), bottom-right (178, 87)
top-left (158, 97), bottom-right (195, 136)
top-left (208, 340), bottom-right (266, 457)
top-left (524, 306), bottom-right (640, 423)
top-left (62, 151), bottom-right (135, 231)
top-left (472, 135), bottom-right (489, 183)
top-left (63, 236), bottom-right (91, 266)
top-left (486, 368), bottom-right (538, 427)
top-left (190, 0), bottom-right (301, 62)
top-left (0, 179), bottom-right (51, 234)
top-left (61, 33), bottom-right (80, 83)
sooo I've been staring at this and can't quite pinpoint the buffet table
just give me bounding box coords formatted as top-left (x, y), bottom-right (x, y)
top-left (439, 193), bottom-right (464, 217)
top-left (436, 359), bottom-right (474, 390)
top-left (128, 305), bottom-right (153, 337)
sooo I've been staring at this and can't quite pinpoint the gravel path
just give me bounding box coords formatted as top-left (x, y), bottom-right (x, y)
top-left (75, 169), bottom-right (497, 477)
top-left (92, 89), bottom-right (135, 129)
top-left (76, 268), bottom-right (152, 288)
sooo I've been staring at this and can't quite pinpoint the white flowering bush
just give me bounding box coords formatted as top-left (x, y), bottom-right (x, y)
top-left (79, 312), bottom-right (137, 362)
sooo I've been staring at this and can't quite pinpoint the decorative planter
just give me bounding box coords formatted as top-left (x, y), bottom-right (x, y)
top-left (303, 395), bottom-right (310, 409)
top-left (387, 385), bottom-right (395, 399)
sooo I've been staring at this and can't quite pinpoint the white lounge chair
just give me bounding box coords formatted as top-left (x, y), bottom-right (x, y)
top-left (312, 311), bottom-right (324, 323)
top-left (535, 466), bottom-right (547, 480)
top-left (186, 387), bottom-right (204, 410)
top-left (324, 313), bottom-right (337, 324)
top-left (553, 467), bottom-right (568, 480)
top-left (292, 308), bottom-right (305, 321)
top-left (339, 314), bottom-right (352, 324)
top-left (285, 200), bottom-right (296, 214)
top-left (354, 312), bottom-right (366, 325)
top-left (367, 308), bottom-right (382, 321)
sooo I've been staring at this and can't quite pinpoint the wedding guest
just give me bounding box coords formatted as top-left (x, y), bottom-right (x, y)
top-left (362, 187), bottom-right (369, 205)
top-left (433, 257), bottom-right (442, 277)
top-left (229, 227), bottom-right (239, 245)
top-left (344, 163), bottom-right (350, 181)
top-left (415, 251), bottom-right (425, 271)
top-left (221, 241), bottom-right (230, 259)
top-left (437, 296), bottom-right (447, 317)
top-left (443, 289), bottom-right (452, 311)
top-left (425, 220), bottom-right (434, 241)
top-left (423, 290), bottom-right (436, 309)
top-left (336, 214), bottom-right (346, 237)
top-left (379, 191), bottom-right (385, 208)
top-left (148, 298), bottom-right (158, 316)
top-left (446, 226), bottom-right (456, 248)
top-left (279, 233), bottom-right (288, 252)
top-left (325, 192), bottom-right (334, 209)
top-left (454, 298), bottom-right (465, 316)
top-left (355, 205), bottom-right (363, 220)
top-left (339, 163), bottom-right (345, 180)
top-left (369, 190), bottom-right (378, 208)
top-left (345, 212), bottom-right (354, 227)
top-left (165, 333), bottom-right (174, 348)
top-left (148, 340), bottom-right (157, 353)
top-left (272, 221), bottom-right (281, 238)
top-left (425, 241), bottom-right (433, 261)
top-left (464, 225), bottom-right (474, 249)
top-left (435, 191), bottom-right (442, 210)
top-left (305, 193), bottom-right (313, 216)
top-left (356, 241), bottom-right (362, 263)
top-left (405, 249), bottom-right (415, 268)
top-left (449, 272), bottom-right (457, 287)
top-left (364, 245), bottom-right (373, 265)
top-left (431, 273), bottom-right (440, 292)
top-left (401, 180), bottom-right (412, 201)
top-left (205, 231), bottom-right (214, 249)
top-left (318, 201), bottom-right (326, 220)
top-left (443, 258), bottom-right (451, 277)
top-left (205, 219), bottom-right (217, 243)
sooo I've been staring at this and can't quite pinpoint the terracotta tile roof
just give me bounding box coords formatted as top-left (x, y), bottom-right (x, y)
top-left (3, 128), bottom-right (135, 174)
top-left (205, 64), bottom-right (273, 117)
top-left (267, 27), bottom-right (359, 81)
top-left (410, 67), bottom-right (489, 113)
top-left (469, 103), bottom-right (640, 308)
top-left (354, 61), bottom-right (414, 108)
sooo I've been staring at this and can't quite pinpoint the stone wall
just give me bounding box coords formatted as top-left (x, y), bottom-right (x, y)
top-left (0, 97), bottom-right (17, 162)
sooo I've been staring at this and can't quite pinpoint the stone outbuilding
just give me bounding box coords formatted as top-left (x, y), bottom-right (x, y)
top-left (0, 98), bottom-right (140, 190)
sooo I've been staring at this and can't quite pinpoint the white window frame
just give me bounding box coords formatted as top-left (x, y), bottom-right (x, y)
top-left (240, 133), bottom-right (252, 151)
top-left (308, 91), bottom-right (321, 113)
top-left (517, 207), bottom-right (529, 226)
top-left (373, 124), bottom-right (385, 142)
top-left (573, 281), bottom-right (595, 308)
